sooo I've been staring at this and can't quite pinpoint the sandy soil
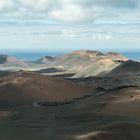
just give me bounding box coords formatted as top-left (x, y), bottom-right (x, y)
top-left (0, 70), bottom-right (140, 140)
top-left (0, 71), bottom-right (91, 106)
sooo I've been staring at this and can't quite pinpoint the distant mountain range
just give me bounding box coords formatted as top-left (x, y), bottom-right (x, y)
top-left (35, 56), bottom-right (55, 64)
top-left (38, 50), bottom-right (128, 77)
top-left (0, 50), bottom-right (130, 77)
top-left (0, 54), bottom-right (28, 67)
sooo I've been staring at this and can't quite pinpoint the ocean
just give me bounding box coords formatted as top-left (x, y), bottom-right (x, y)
top-left (122, 52), bottom-right (140, 61)
top-left (2, 51), bottom-right (140, 61)
top-left (6, 52), bottom-right (60, 61)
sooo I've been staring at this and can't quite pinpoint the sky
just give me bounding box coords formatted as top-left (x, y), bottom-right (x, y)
top-left (0, 0), bottom-right (140, 59)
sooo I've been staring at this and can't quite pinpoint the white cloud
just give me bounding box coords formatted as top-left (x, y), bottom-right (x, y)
top-left (0, 0), bottom-right (15, 12)
top-left (48, 4), bottom-right (102, 22)
top-left (49, 4), bottom-right (84, 22)
top-left (18, 0), bottom-right (50, 11)
top-left (92, 32), bottom-right (113, 41)
top-left (0, 0), bottom-right (139, 22)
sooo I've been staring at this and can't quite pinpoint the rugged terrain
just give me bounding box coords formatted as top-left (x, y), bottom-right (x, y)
top-left (0, 50), bottom-right (139, 140)
top-left (0, 50), bottom-right (128, 77)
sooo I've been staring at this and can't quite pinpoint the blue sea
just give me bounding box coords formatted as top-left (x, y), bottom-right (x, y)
top-left (2, 51), bottom-right (140, 61)
top-left (6, 52), bottom-right (60, 61)
top-left (121, 52), bottom-right (140, 61)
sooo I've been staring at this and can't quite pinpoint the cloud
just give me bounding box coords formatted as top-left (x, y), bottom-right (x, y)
top-left (88, 0), bottom-right (138, 8)
top-left (18, 0), bottom-right (51, 12)
top-left (59, 0), bottom-right (139, 9)
top-left (48, 4), bottom-right (84, 22)
top-left (0, 0), bottom-right (139, 22)
top-left (0, 0), bottom-right (15, 12)
top-left (0, 18), bottom-right (140, 43)
top-left (48, 4), bottom-right (102, 22)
